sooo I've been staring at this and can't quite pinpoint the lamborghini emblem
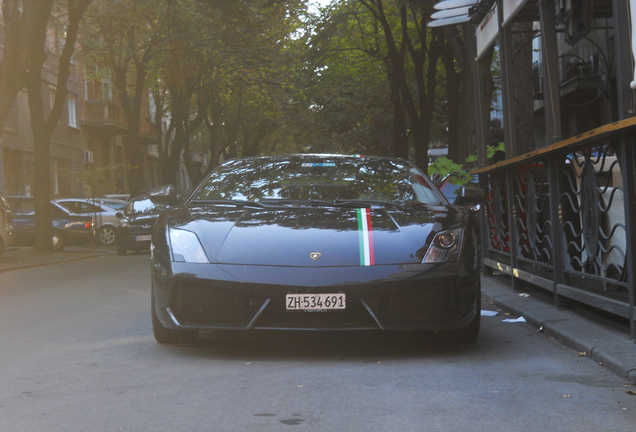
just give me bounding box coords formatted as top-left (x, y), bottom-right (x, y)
top-left (309, 252), bottom-right (322, 261)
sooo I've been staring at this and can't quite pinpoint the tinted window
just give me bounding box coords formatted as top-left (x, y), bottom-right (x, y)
top-left (193, 157), bottom-right (444, 206)
top-left (102, 200), bottom-right (127, 210)
top-left (441, 183), bottom-right (462, 201)
top-left (58, 201), bottom-right (103, 214)
top-left (8, 199), bottom-right (34, 214)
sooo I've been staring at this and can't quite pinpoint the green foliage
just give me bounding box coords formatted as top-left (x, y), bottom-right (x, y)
top-left (59, 165), bottom-right (125, 196)
top-left (428, 142), bottom-right (506, 186)
top-left (427, 157), bottom-right (471, 184)
top-left (488, 142), bottom-right (505, 159)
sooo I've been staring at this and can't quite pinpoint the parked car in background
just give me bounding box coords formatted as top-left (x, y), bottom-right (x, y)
top-left (55, 199), bottom-right (121, 246)
top-left (116, 192), bottom-right (169, 256)
top-left (436, 174), bottom-right (482, 212)
top-left (0, 194), bottom-right (14, 256)
top-left (103, 194), bottom-right (130, 202)
top-left (6, 196), bottom-right (35, 214)
top-left (86, 197), bottom-right (128, 212)
top-left (7, 197), bottom-right (94, 251)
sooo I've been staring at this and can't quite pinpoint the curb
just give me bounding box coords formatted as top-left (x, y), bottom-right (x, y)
top-left (481, 274), bottom-right (636, 385)
top-left (0, 247), bottom-right (114, 273)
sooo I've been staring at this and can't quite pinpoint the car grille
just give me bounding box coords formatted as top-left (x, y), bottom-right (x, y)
top-left (170, 282), bottom-right (266, 327)
top-left (170, 280), bottom-right (457, 329)
top-left (367, 285), bottom-right (455, 325)
top-left (254, 308), bottom-right (377, 329)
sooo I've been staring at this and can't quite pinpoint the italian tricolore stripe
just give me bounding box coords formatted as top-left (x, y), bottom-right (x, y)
top-left (357, 208), bottom-right (375, 266)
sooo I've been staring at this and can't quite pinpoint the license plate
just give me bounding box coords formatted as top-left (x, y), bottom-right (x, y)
top-left (286, 293), bottom-right (346, 311)
top-left (135, 235), bottom-right (152, 241)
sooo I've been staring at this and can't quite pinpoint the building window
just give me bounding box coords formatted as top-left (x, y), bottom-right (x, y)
top-left (84, 68), bottom-right (89, 101)
top-left (68, 94), bottom-right (77, 127)
top-left (46, 27), bottom-right (57, 54)
top-left (102, 69), bottom-right (112, 101)
top-left (49, 87), bottom-right (56, 111)
top-left (52, 161), bottom-right (59, 196)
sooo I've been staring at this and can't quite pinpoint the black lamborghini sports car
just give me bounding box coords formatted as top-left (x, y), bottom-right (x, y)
top-left (150, 154), bottom-right (484, 343)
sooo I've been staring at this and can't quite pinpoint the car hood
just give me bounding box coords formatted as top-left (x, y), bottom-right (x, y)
top-left (166, 205), bottom-right (465, 266)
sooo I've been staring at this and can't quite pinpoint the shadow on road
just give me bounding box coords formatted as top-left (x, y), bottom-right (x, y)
top-left (155, 328), bottom-right (490, 362)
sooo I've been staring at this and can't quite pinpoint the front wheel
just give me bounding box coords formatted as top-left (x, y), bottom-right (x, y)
top-left (151, 284), bottom-right (198, 344)
top-left (453, 308), bottom-right (481, 343)
top-left (449, 282), bottom-right (481, 343)
top-left (97, 226), bottom-right (117, 246)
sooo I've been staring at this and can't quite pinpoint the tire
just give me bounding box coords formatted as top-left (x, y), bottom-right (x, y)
top-left (151, 283), bottom-right (198, 344)
top-left (117, 246), bottom-right (127, 256)
top-left (450, 282), bottom-right (481, 343)
top-left (52, 230), bottom-right (65, 251)
top-left (97, 226), bottom-right (117, 246)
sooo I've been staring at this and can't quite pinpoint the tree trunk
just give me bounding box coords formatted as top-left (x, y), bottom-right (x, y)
top-left (123, 135), bottom-right (146, 195)
top-left (26, 59), bottom-right (53, 252)
top-left (23, 0), bottom-right (90, 253)
top-left (0, 0), bottom-right (54, 131)
top-left (382, 58), bottom-right (408, 159)
top-left (441, 30), bottom-right (461, 164)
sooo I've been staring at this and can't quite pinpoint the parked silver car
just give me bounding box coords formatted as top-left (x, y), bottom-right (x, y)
top-left (85, 197), bottom-right (128, 212)
top-left (54, 199), bottom-right (121, 246)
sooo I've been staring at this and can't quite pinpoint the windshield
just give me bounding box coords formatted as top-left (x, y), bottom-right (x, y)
top-left (192, 156), bottom-right (444, 206)
top-left (125, 198), bottom-right (166, 216)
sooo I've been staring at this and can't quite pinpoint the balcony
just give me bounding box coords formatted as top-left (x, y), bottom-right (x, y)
top-left (81, 100), bottom-right (127, 135)
top-left (81, 100), bottom-right (158, 143)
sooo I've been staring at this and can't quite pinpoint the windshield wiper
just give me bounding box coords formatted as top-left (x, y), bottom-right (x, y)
top-left (259, 198), bottom-right (333, 206)
top-left (332, 199), bottom-right (405, 209)
top-left (189, 199), bottom-right (267, 208)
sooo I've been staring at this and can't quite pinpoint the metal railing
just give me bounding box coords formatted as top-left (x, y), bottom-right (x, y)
top-left (474, 118), bottom-right (636, 339)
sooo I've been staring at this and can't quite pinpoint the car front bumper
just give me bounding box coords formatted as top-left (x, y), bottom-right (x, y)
top-left (117, 226), bottom-right (152, 251)
top-left (151, 258), bottom-right (480, 332)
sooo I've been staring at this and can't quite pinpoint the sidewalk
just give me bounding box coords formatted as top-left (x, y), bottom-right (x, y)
top-left (482, 274), bottom-right (636, 384)
top-left (0, 245), bottom-right (114, 273)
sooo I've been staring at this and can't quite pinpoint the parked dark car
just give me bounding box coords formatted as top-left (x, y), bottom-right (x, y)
top-left (6, 197), bottom-right (95, 251)
top-left (0, 194), bottom-right (14, 256)
top-left (150, 154), bottom-right (485, 344)
top-left (115, 192), bottom-right (169, 256)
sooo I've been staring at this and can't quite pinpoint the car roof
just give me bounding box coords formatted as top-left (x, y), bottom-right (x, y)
top-left (223, 153), bottom-right (408, 165)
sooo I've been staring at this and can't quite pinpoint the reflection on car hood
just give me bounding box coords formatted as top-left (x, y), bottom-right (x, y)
top-left (167, 205), bottom-right (464, 266)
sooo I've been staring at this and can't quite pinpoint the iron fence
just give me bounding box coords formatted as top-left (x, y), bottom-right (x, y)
top-left (476, 120), bottom-right (636, 339)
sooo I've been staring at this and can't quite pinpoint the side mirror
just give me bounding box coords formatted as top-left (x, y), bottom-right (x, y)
top-left (148, 184), bottom-right (182, 206)
top-left (116, 212), bottom-right (124, 219)
top-left (454, 185), bottom-right (485, 207)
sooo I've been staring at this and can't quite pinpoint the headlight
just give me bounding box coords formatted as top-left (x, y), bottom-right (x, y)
top-left (169, 228), bottom-right (209, 263)
top-left (422, 228), bottom-right (463, 263)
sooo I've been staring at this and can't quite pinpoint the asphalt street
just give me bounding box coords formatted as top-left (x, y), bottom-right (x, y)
top-left (1, 253), bottom-right (635, 431)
